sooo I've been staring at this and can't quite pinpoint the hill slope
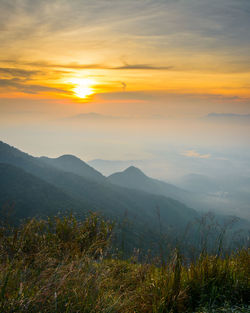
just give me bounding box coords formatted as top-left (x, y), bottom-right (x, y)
top-left (0, 141), bottom-right (199, 248)
top-left (0, 141), bottom-right (249, 254)
top-left (40, 154), bottom-right (105, 182)
top-left (0, 163), bottom-right (85, 221)
top-left (108, 166), bottom-right (197, 206)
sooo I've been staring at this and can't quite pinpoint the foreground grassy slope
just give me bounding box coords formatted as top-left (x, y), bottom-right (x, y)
top-left (0, 215), bottom-right (249, 313)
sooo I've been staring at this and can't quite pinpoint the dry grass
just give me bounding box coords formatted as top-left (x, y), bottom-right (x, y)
top-left (0, 214), bottom-right (249, 313)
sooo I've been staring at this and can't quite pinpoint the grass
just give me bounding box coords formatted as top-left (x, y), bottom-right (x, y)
top-left (194, 304), bottom-right (250, 313)
top-left (0, 214), bottom-right (249, 312)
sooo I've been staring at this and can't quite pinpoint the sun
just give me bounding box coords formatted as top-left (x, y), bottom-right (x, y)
top-left (69, 78), bottom-right (95, 99)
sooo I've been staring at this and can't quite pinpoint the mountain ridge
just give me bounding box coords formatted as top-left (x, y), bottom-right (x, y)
top-left (0, 163), bottom-right (86, 221)
top-left (0, 140), bottom-right (198, 228)
top-left (40, 154), bottom-right (105, 182)
top-left (108, 165), bottom-right (192, 202)
top-left (1, 140), bottom-right (249, 254)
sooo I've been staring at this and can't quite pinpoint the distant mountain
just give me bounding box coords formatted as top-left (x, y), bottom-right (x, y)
top-left (178, 173), bottom-right (220, 193)
top-left (1, 140), bottom-right (249, 254)
top-left (0, 163), bottom-right (85, 221)
top-left (204, 113), bottom-right (250, 122)
top-left (69, 112), bottom-right (120, 120)
top-left (108, 166), bottom-right (196, 207)
top-left (40, 154), bottom-right (105, 182)
top-left (88, 159), bottom-right (141, 176)
top-left (108, 166), bottom-right (250, 221)
top-left (0, 140), bottom-right (200, 253)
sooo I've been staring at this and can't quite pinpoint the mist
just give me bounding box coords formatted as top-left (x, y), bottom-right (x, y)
top-left (1, 112), bottom-right (249, 220)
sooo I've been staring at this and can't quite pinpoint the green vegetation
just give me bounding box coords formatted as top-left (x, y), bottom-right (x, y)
top-left (0, 215), bottom-right (249, 313)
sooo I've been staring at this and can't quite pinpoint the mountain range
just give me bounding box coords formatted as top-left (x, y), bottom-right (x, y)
top-left (204, 113), bottom-right (250, 122)
top-left (0, 140), bottom-right (249, 254)
top-left (40, 154), bottom-right (105, 182)
top-left (108, 166), bottom-right (191, 202)
top-left (0, 140), bottom-right (201, 253)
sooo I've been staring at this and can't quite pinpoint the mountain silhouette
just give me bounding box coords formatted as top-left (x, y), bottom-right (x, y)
top-left (40, 154), bottom-right (105, 182)
top-left (1, 140), bottom-right (248, 254)
top-left (0, 163), bottom-right (84, 221)
top-left (0, 140), bottom-right (200, 253)
top-left (108, 166), bottom-right (192, 203)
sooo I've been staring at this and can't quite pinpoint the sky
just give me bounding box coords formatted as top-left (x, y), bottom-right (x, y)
top-left (0, 0), bottom-right (250, 173)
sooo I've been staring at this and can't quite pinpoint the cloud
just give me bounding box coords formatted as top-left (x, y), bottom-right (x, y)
top-left (1, 0), bottom-right (250, 71)
top-left (204, 113), bottom-right (250, 121)
top-left (53, 62), bottom-right (173, 71)
top-left (113, 64), bottom-right (173, 70)
top-left (120, 81), bottom-right (127, 91)
top-left (1, 0), bottom-right (250, 100)
top-left (181, 150), bottom-right (211, 159)
top-left (0, 67), bottom-right (41, 78)
top-left (0, 64), bottom-right (68, 95)
top-left (0, 78), bottom-right (66, 94)
top-left (1, 60), bottom-right (173, 71)
top-left (30, 62), bottom-right (104, 70)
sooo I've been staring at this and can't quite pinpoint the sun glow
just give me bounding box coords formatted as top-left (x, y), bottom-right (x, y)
top-left (70, 78), bottom-right (95, 99)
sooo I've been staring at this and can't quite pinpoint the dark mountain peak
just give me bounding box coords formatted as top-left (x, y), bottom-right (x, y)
top-left (40, 154), bottom-right (105, 182)
top-left (0, 140), bottom-right (17, 150)
top-left (56, 154), bottom-right (84, 163)
top-left (41, 154), bottom-right (83, 163)
top-left (0, 140), bottom-right (21, 154)
top-left (108, 166), bottom-right (148, 185)
top-left (41, 154), bottom-right (93, 168)
top-left (108, 164), bottom-right (194, 206)
top-left (0, 140), bottom-right (8, 146)
top-left (123, 166), bottom-right (146, 177)
top-left (58, 154), bottom-right (78, 159)
top-left (0, 140), bottom-right (34, 163)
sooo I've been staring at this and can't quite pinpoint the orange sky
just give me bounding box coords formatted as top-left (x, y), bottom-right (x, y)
top-left (0, 0), bottom-right (250, 120)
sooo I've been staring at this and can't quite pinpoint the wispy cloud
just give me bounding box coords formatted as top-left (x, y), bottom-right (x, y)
top-left (0, 64), bottom-right (68, 95)
top-left (204, 113), bottom-right (250, 120)
top-left (1, 60), bottom-right (173, 71)
top-left (1, 0), bottom-right (250, 100)
top-left (0, 78), bottom-right (66, 94)
top-left (1, 0), bottom-right (250, 71)
top-left (181, 150), bottom-right (211, 159)
top-left (0, 67), bottom-right (41, 78)
top-left (113, 64), bottom-right (173, 70)
top-left (120, 81), bottom-right (127, 91)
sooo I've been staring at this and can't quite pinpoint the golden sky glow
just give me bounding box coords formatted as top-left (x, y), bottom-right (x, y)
top-left (0, 0), bottom-right (250, 119)
top-left (67, 78), bottom-right (96, 100)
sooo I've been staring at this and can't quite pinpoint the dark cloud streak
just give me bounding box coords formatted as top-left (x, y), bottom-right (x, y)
top-left (1, 60), bottom-right (174, 71)
top-left (0, 78), bottom-right (67, 94)
top-left (113, 64), bottom-right (173, 70)
top-left (0, 67), bottom-right (41, 78)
